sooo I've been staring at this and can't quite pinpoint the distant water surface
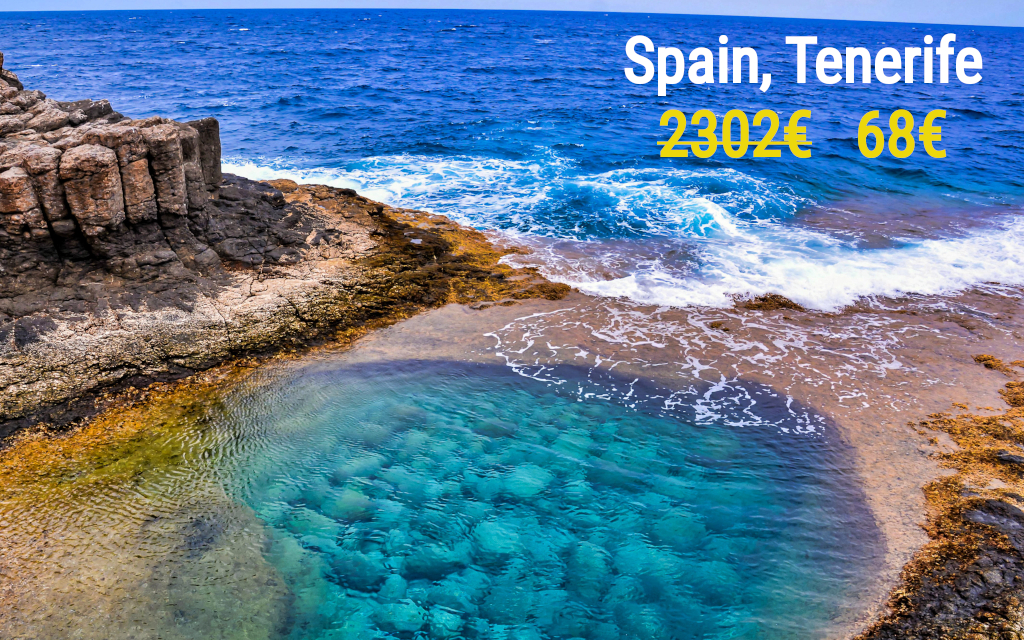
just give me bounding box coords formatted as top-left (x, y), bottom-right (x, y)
top-left (2, 9), bottom-right (1023, 309)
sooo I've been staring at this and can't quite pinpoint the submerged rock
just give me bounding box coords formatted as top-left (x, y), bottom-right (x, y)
top-left (374, 601), bottom-right (427, 633)
top-left (377, 573), bottom-right (408, 602)
top-left (321, 487), bottom-right (374, 522)
top-left (284, 507), bottom-right (344, 540)
top-left (332, 550), bottom-right (387, 592)
top-left (502, 464), bottom-right (554, 499)
top-left (648, 509), bottom-right (707, 552)
top-left (428, 607), bottom-right (464, 639)
top-left (473, 519), bottom-right (522, 557)
top-left (401, 542), bottom-right (473, 580)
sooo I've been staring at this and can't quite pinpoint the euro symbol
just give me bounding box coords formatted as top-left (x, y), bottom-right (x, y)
top-left (919, 110), bottom-right (946, 158)
top-left (784, 109), bottom-right (812, 159)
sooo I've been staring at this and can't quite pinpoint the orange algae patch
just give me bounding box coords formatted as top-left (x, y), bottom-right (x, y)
top-left (740, 293), bottom-right (806, 312)
top-left (859, 362), bottom-right (1024, 639)
top-left (973, 354), bottom-right (1018, 376)
top-left (0, 367), bottom-right (292, 639)
top-left (273, 181), bottom-right (570, 311)
top-left (0, 368), bottom-right (243, 494)
top-left (383, 204), bottom-right (571, 305)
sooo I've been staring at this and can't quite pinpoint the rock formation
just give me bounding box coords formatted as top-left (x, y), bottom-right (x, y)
top-left (0, 53), bottom-right (566, 435)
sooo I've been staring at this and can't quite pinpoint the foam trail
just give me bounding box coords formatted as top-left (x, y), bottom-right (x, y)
top-left (225, 155), bottom-right (1024, 311)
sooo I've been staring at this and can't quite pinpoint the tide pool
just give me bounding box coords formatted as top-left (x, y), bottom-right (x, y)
top-left (0, 359), bottom-right (881, 639)
top-left (217, 360), bottom-right (880, 638)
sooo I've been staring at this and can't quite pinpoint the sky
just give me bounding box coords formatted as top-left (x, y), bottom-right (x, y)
top-left (1, 0), bottom-right (1022, 28)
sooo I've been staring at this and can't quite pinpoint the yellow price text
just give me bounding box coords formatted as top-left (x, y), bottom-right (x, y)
top-left (657, 109), bottom-right (812, 159)
top-left (857, 109), bottom-right (946, 159)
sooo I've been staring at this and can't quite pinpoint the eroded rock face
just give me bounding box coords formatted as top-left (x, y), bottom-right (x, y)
top-left (0, 165), bottom-right (44, 232)
top-left (0, 54), bottom-right (222, 265)
top-left (141, 124), bottom-right (188, 218)
top-left (188, 117), bottom-right (222, 189)
top-left (59, 144), bottom-right (126, 237)
top-left (0, 49), bottom-right (563, 444)
top-left (21, 145), bottom-right (70, 224)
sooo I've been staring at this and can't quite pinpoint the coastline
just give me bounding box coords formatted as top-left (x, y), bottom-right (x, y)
top-left (4, 283), bottom-right (1023, 637)
top-left (2, 49), bottom-right (1024, 639)
top-left (0, 175), bottom-right (567, 440)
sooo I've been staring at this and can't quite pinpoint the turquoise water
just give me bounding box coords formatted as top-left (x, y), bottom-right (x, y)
top-left (214, 360), bottom-right (880, 639)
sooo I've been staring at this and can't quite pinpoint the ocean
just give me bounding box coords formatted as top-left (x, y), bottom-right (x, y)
top-left (1, 9), bottom-right (1021, 640)
top-left (4, 8), bottom-right (1023, 310)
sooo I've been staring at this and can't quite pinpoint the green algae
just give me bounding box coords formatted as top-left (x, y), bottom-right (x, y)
top-left (0, 370), bottom-right (292, 639)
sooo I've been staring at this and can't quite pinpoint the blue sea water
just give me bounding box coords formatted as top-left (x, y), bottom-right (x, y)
top-left (0, 10), bottom-right (972, 639)
top-left (2, 9), bottom-right (1023, 309)
top-left (219, 361), bottom-right (879, 640)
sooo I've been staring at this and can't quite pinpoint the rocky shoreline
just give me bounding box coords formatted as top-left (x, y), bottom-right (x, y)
top-left (857, 363), bottom-right (1024, 639)
top-left (0, 53), bottom-right (565, 439)
top-left (2, 50), bottom-right (1023, 639)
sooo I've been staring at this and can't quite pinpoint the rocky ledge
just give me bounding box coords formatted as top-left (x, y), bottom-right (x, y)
top-left (0, 53), bottom-right (566, 437)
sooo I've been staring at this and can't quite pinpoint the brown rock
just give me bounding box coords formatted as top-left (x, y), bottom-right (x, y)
top-left (0, 69), bottom-right (23, 92)
top-left (187, 117), bottom-right (222, 189)
top-left (175, 124), bottom-right (206, 210)
top-left (0, 166), bottom-right (47, 237)
top-left (0, 102), bottom-right (20, 115)
top-left (265, 179), bottom-right (298, 193)
top-left (5, 131), bottom-right (40, 142)
top-left (141, 124), bottom-right (187, 218)
top-left (21, 145), bottom-right (70, 223)
top-left (120, 157), bottom-right (157, 223)
top-left (0, 115), bottom-right (25, 136)
top-left (81, 124), bottom-right (148, 165)
top-left (59, 144), bottom-right (125, 236)
top-left (10, 90), bottom-right (43, 110)
top-left (74, 125), bottom-right (158, 225)
top-left (27, 98), bottom-right (56, 116)
top-left (26, 107), bottom-right (69, 134)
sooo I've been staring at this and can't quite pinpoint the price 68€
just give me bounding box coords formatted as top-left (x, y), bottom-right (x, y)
top-left (859, 109), bottom-right (946, 159)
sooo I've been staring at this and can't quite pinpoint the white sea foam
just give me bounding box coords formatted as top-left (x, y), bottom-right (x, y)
top-left (224, 154), bottom-right (1024, 311)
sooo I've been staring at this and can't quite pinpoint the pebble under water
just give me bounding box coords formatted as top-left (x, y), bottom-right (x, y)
top-left (211, 359), bottom-right (880, 640)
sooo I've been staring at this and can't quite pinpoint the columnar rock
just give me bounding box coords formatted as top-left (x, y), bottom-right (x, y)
top-left (80, 125), bottom-right (157, 224)
top-left (175, 123), bottom-right (206, 210)
top-left (0, 166), bottom-right (48, 239)
top-left (58, 144), bottom-right (125, 242)
top-left (140, 124), bottom-right (188, 218)
top-left (188, 117), bottom-right (222, 189)
top-left (19, 146), bottom-right (69, 223)
top-left (0, 165), bottom-right (60, 297)
top-left (0, 51), bottom-right (225, 268)
top-left (19, 144), bottom-right (91, 258)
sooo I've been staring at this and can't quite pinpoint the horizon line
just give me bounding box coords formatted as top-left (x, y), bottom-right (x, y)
top-left (0, 5), bottom-right (1021, 30)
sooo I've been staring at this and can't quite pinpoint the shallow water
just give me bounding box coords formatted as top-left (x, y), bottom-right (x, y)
top-left (1, 357), bottom-right (881, 639)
